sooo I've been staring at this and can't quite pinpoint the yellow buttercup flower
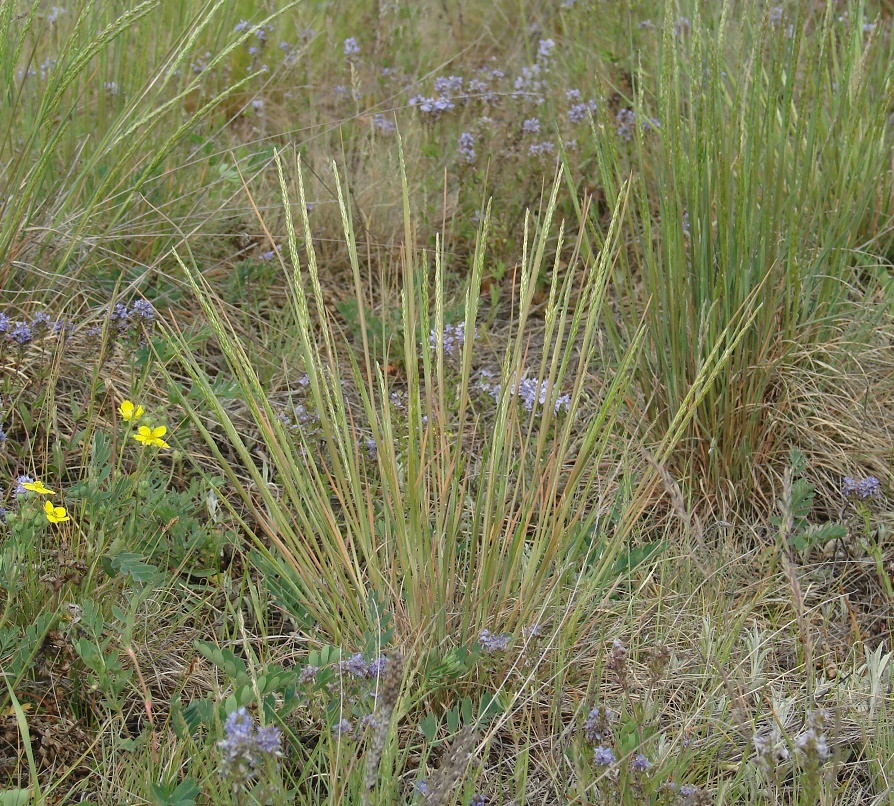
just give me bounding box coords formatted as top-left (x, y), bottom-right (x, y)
top-left (133, 425), bottom-right (170, 449)
top-left (22, 480), bottom-right (55, 495)
top-left (119, 400), bottom-right (144, 422)
top-left (44, 500), bottom-right (70, 524)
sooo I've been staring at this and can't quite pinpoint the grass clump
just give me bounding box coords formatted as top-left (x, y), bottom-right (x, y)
top-left (586, 0), bottom-right (894, 508)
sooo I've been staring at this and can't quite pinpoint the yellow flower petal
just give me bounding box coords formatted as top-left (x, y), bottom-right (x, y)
top-left (133, 424), bottom-right (170, 448)
top-left (22, 480), bottom-right (55, 495)
top-left (44, 500), bottom-right (70, 524)
top-left (119, 400), bottom-right (144, 422)
top-left (134, 426), bottom-right (153, 445)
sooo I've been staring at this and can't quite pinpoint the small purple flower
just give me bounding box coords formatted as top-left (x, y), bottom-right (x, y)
top-left (537, 38), bottom-right (556, 62)
top-left (367, 655), bottom-right (387, 677)
top-left (217, 706), bottom-right (282, 787)
top-left (414, 780), bottom-right (429, 795)
top-left (616, 108), bottom-right (636, 141)
top-left (0, 429), bottom-right (6, 445)
top-left (593, 745), bottom-right (616, 766)
top-left (842, 476), bottom-right (882, 499)
top-left (522, 117), bottom-right (541, 134)
top-left (218, 708), bottom-right (258, 785)
top-left (223, 707), bottom-right (255, 744)
top-left (517, 378), bottom-right (548, 411)
top-left (110, 303), bottom-right (130, 332)
top-left (31, 311), bottom-right (53, 335)
top-left (522, 623), bottom-right (543, 640)
top-left (528, 141), bottom-right (555, 159)
top-left (409, 94), bottom-right (455, 120)
top-left (478, 369), bottom-right (501, 401)
top-left (514, 64), bottom-right (544, 101)
top-left (234, 19), bottom-right (250, 33)
top-left (373, 114), bottom-right (396, 133)
top-left (469, 795), bottom-right (486, 806)
top-left (568, 103), bottom-right (589, 123)
top-left (794, 728), bottom-right (830, 763)
top-left (364, 439), bottom-right (378, 458)
top-left (333, 718), bottom-right (353, 736)
top-left (678, 784), bottom-right (709, 802)
top-left (434, 75), bottom-right (463, 96)
top-left (458, 131), bottom-right (476, 163)
top-left (343, 37), bottom-right (360, 58)
top-left (0, 314), bottom-right (9, 334)
top-left (583, 705), bottom-right (615, 744)
top-left (254, 725), bottom-right (282, 756)
top-left (340, 652), bottom-right (370, 678)
top-left (566, 89), bottom-right (582, 103)
top-left (631, 753), bottom-right (652, 772)
top-left (478, 629), bottom-right (512, 653)
top-left (430, 321), bottom-right (470, 357)
top-left (467, 76), bottom-right (499, 105)
top-left (9, 322), bottom-right (32, 346)
top-left (298, 664), bottom-right (320, 684)
top-left (131, 299), bottom-right (155, 324)
top-left (53, 319), bottom-right (73, 340)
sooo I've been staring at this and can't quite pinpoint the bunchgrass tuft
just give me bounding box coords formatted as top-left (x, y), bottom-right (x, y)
top-left (580, 0), bottom-right (894, 510)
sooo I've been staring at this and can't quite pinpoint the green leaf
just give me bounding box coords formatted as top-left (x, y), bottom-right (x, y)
top-left (0, 790), bottom-right (30, 806)
top-left (193, 641), bottom-right (249, 683)
top-left (149, 778), bottom-right (200, 806)
top-left (461, 696), bottom-right (473, 726)
top-left (788, 448), bottom-right (806, 477)
top-left (108, 552), bottom-right (158, 584)
top-left (424, 646), bottom-right (471, 684)
top-left (420, 713), bottom-right (439, 742)
top-left (477, 692), bottom-right (504, 724)
top-left (446, 705), bottom-right (460, 734)
top-left (179, 698), bottom-right (215, 734)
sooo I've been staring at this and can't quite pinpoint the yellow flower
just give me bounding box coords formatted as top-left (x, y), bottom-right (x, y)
top-left (44, 500), bottom-right (70, 524)
top-left (22, 480), bottom-right (55, 495)
top-left (133, 425), bottom-right (170, 449)
top-left (119, 400), bottom-right (144, 422)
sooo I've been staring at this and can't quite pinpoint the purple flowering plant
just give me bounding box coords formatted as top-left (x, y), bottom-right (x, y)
top-left (217, 706), bottom-right (283, 794)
